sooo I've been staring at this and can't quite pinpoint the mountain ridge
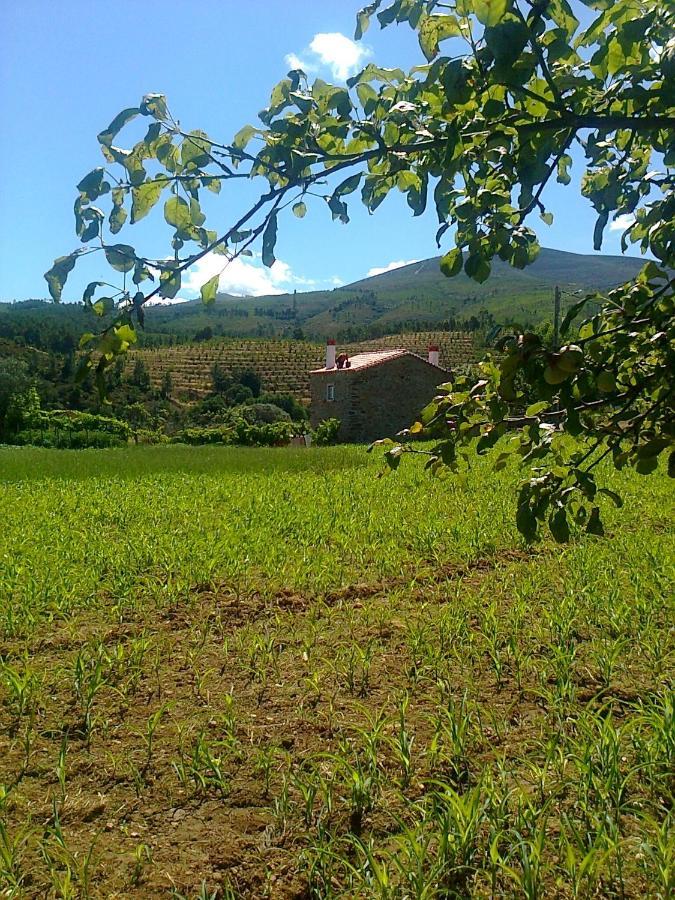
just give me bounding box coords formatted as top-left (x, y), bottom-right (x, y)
top-left (0, 248), bottom-right (650, 346)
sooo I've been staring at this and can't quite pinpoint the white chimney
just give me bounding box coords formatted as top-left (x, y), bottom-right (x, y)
top-left (326, 339), bottom-right (336, 370)
top-left (428, 344), bottom-right (440, 367)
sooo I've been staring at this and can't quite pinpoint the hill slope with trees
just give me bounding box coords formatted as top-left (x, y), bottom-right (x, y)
top-left (2, 248), bottom-right (647, 347)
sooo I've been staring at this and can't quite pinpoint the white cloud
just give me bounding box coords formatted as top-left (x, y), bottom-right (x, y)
top-left (284, 52), bottom-right (316, 73)
top-left (366, 259), bottom-right (419, 278)
top-left (178, 252), bottom-right (314, 299)
top-left (146, 254), bottom-right (338, 304)
top-left (610, 213), bottom-right (635, 232)
top-left (286, 32), bottom-right (370, 81)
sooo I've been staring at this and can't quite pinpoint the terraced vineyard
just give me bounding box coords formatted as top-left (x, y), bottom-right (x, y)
top-left (128, 332), bottom-right (478, 401)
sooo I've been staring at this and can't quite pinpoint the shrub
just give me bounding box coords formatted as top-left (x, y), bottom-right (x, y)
top-left (239, 403), bottom-right (291, 426)
top-left (314, 418), bottom-right (341, 445)
top-left (10, 408), bottom-right (131, 448)
top-left (232, 418), bottom-right (294, 447)
top-left (170, 419), bottom-right (294, 448)
top-left (13, 428), bottom-right (125, 449)
top-left (256, 392), bottom-right (308, 422)
top-left (185, 394), bottom-right (232, 426)
top-left (170, 426), bottom-right (233, 446)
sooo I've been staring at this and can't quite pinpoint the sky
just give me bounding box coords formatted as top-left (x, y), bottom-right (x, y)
top-left (0, 0), bottom-right (639, 303)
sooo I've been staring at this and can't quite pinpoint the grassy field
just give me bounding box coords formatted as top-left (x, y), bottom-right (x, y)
top-left (0, 445), bottom-right (673, 898)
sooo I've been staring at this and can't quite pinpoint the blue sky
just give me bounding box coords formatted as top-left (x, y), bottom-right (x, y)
top-left (0, 0), bottom-right (637, 303)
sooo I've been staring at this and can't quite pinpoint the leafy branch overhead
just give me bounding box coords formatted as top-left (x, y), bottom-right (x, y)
top-left (47, 0), bottom-right (674, 539)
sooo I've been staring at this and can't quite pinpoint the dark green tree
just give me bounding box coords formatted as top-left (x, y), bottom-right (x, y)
top-left (160, 370), bottom-right (173, 400)
top-left (211, 363), bottom-right (233, 395)
top-left (0, 357), bottom-right (32, 438)
top-left (130, 358), bottom-right (151, 390)
top-left (47, 0), bottom-right (674, 538)
top-left (238, 368), bottom-right (262, 398)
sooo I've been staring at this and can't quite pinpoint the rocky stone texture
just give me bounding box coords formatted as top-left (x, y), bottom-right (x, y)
top-left (310, 352), bottom-right (448, 443)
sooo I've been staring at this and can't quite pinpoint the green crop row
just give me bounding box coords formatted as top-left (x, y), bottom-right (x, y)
top-left (0, 445), bottom-right (671, 897)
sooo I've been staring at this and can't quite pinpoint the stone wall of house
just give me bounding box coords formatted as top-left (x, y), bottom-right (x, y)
top-left (310, 355), bottom-right (447, 443)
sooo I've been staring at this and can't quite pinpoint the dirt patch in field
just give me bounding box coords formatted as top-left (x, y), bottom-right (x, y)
top-left (0, 546), bottom-right (670, 897)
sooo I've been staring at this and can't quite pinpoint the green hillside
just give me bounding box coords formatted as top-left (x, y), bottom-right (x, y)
top-left (146, 247), bottom-right (648, 340)
top-left (0, 248), bottom-right (649, 348)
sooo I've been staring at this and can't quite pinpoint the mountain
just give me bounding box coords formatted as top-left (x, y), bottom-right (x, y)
top-left (0, 248), bottom-right (648, 349)
top-left (145, 247), bottom-right (647, 339)
top-left (344, 248), bottom-right (645, 299)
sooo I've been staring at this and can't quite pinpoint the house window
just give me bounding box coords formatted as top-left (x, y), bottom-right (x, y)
top-left (326, 383), bottom-right (335, 401)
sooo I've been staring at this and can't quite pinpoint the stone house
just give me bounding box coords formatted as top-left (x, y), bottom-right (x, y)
top-left (309, 340), bottom-right (449, 443)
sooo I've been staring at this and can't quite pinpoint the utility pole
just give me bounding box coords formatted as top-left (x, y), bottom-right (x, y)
top-left (553, 285), bottom-right (561, 349)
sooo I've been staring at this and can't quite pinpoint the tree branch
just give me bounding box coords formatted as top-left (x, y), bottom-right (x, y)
top-left (517, 129), bottom-right (574, 223)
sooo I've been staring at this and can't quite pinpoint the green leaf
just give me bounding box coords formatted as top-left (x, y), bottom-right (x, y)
top-left (44, 252), bottom-right (80, 302)
top-left (77, 168), bottom-right (109, 201)
top-left (473, 0), bottom-right (510, 28)
top-left (526, 401), bottom-right (549, 417)
top-left (292, 201), bottom-right (307, 218)
top-left (355, 1), bottom-right (382, 40)
top-left (560, 295), bottom-right (590, 335)
top-left (140, 93), bottom-right (168, 119)
top-left (290, 91), bottom-right (313, 113)
top-left (440, 248), bottom-right (463, 277)
top-left (116, 323), bottom-right (137, 345)
top-left (419, 14), bottom-right (462, 61)
top-left (97, 107), bottom-right (140, 147)
top-left (262, 212), bottom-right (278, 268)
top-left (557, 153), bottom-right (573, 186)
top-left (109, 203), bottom-right (128, 235)
top-left (233, 125), bottom-right (258, 151)
top-left (92, 298), bottom-right (113, 317)
top-left (485, 19), bottom-right (529, 67)
top-left (82, 281), bottom-right (105, 305)
top-left (334, 173), bottom-right (363, 198)
top-left (202, 176), bottom-right (221, 194)
top-left (328, 194), bottom-right (349, 223)
top-left (131, 178), bottom-right (168, 223)
top-left (593, 210), bottom-right (609, 251)
top-left (189, 197), bottom-right (206, 227)
top-left (200, 274), bottom-right (219, 306)
top-left (156, 141), bottom-right (181, 173)
top-left (596, 371), bottom-right (615, 393)
top-left (181, 129), bottom-right (212, 168)
top-left (78, 208), bottom-right (103, 243)
top-left (104, 244), bottom-right (136, 273)
top-left (406, 172), bottom-right (428, 217)
top-left (159, 268), bottom-right (181, 299)
top-left (465, 253), bottom-right (491, 283)
top-left (164, 196), bottom-right (191, 231)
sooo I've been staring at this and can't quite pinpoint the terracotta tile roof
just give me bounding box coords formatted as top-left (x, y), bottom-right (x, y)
top-left (310, 348), bottom-right (448, 374)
